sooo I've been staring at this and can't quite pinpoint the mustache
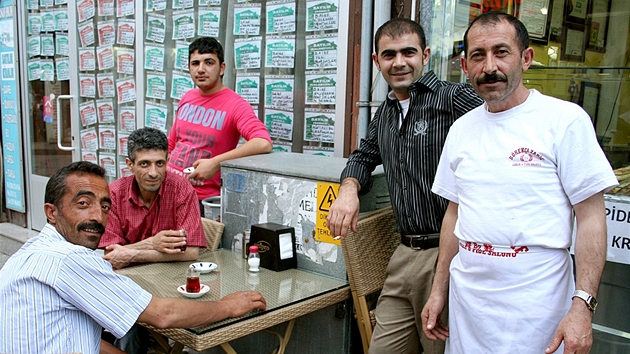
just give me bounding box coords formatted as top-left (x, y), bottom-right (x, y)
top-left (77, 221), bottom-right (106, 234)
top-left (477, 72), bottom-right (507, 84)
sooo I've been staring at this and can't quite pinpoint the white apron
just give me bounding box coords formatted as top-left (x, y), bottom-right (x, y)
top-left (446, 241), bottom-right (573, 354)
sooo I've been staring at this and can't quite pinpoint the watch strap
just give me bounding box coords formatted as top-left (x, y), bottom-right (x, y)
top-left (572, 289), bottom-right (597, 312)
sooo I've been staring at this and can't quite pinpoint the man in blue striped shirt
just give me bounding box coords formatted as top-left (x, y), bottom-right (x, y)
top-left (0, 161), bottom-right (266, 353)
top-left (327, 18), bottom-right (482, 354)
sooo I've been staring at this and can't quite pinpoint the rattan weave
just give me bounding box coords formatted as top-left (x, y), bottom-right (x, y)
top-left (342, 206), bottom-right (400, 297)
top-left (141, 287), bottom-right (349, 351)
top-left (116, 250), bottom-right (349, 352)
top-left (200, 217), bottom-right (224, 252)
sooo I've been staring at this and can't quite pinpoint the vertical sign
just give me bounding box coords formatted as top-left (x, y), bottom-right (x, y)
top-left (0, 0), bottom-right (25, 212)
top-left (315, 181), bottom-right (340, 245)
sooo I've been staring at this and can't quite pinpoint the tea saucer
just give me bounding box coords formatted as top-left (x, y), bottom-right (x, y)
top-left (177, 284), bottom-right (210, 298)
top-left (189, 262), bottom-right (218, 274)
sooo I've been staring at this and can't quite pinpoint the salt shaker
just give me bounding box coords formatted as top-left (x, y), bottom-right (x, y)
top-left (248, 245), bottom-right (260, 272)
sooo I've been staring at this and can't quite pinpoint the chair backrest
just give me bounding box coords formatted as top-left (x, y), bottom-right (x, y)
top-left (342, 206), bottom-right (400, 297)
top-left (200, 217), bottom-right (224, 251)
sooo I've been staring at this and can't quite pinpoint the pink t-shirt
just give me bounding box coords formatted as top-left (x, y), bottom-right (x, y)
top-left (167, 87), bottom-right (271, 199)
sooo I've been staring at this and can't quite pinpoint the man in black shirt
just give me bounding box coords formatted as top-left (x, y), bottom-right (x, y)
top-left (327, 18), bottom-right (482, 354)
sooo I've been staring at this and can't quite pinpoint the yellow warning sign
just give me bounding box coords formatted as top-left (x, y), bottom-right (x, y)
top-left (315, 182), bottom-right (341, 245)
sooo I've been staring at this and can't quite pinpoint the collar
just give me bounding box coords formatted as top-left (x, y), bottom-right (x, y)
top-left (386, 71), bottom-right (440, 103)
top-left (127, 173), bottom-right (166, 208)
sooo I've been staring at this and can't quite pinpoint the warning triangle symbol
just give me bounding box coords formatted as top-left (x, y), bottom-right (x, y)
top-left (319, 186), bottom-right (337, 212)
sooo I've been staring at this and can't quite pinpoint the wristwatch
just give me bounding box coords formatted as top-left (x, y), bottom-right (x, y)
top-left (572, 290), bottom-right (597, 312)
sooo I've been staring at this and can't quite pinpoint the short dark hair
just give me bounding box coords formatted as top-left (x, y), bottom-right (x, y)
top-left (127, 127), bottom-right (168, 162)
top-left (45, 161), bottom-right (106, 209)
top-left (189, 37), bottom-right (224, 64)
top-left (374, 17), bottom-right (427, 54)
top-left (463, 11), bottom-right (530, 56)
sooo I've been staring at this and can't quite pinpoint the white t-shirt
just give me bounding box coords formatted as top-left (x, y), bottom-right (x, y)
top-left (432, 89), bottom-right (618, 353)
top-left (433, 89), bottom-right (617, 248)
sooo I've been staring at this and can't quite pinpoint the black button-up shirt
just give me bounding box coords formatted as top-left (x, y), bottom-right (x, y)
top-left (341, 71), bottom-right (483, 235)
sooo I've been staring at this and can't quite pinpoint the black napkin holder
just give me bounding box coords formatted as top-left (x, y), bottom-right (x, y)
top-left (248, 223), bottom-right (297, 271)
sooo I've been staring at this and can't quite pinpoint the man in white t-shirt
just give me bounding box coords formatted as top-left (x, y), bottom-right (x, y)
top-left (421, 11), bottom-right (618, 354)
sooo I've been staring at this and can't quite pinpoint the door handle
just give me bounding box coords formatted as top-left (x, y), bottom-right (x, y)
top-left (56, 94), bottom-right (75, 151)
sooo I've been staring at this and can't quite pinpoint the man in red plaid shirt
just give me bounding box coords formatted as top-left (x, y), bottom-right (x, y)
top-left (98, 127), bottom-right (207, 270)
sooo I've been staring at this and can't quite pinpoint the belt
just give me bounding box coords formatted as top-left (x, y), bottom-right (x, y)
top-left (400, 234), bottom-right (440, 250)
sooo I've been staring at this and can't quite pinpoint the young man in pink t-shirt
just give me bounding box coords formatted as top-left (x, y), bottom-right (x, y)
top-left (167, 37), bottom-right (272, 205)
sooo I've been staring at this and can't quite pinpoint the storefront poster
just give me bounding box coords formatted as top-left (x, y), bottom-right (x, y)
top-left (116, 0), bottom-right (134, 17)
top-left (28, 13), bottom-right (41, 35)
top-left (305, 71), bottom-right (336, 105)
top-left (0, 5), bottom-right (25, 211)
top-left (267, 1), bottom-right (296, 34)
top-left (77, 0), bottom-right (95, 22)
top-left (172, 10), bottom-right (195, 40)
top-left (99, 152), bottom-right (117, 177)
top-left (55, 33), bottom-right (69, 56)
top-left (146, 0), bottom-right (166, 11)
top-left (119, 106), bottom-right (136, 132)
top-left (78, 21), bottom-right (95, 47)
top-left (97, 99), bottom-right (115, 123)
top-left (173, 0), bottom-right (193, 9)
top-left (235, 74), bottom-right (260, 105)
top-left (41, 9), bottom-right (55, 32)
top-left (40, 34), bottom-right (54, 57)
top-left (79, 100), bottom-right (97, 127)
top-left (27, 58), bottom-right (41, 81)
top-left (264, 108), bottom-right (293, 140)
top-left (306, 34), bottom-right (337, 69)
top-left (265, 76), bottom-right (294, 108)
top-left (97, 45), bottom-right (115, 70)
top-left (79, 74), bottom-right (96, 97)
top-left (116, 48), bottom-right (134, 74)
top-left (27, 35), bottom-right (40, 57)
top-left (234, 37), bottom-right (262, 69)
top-left (198, 8), bottom-right (221, 37)
top-left (99, 125), bottom-right (116, 150)
top-left (116, 77), bottom-right (136, 104)
top-left (174, 41), bottom-right (189, 71)
top-left (304, 109), bottom-right (334, 143)
top-left (98, 20), bottom-right (116, 46)
top-left (40, 59), bottom-right (54, 81)
top-left (170, 71), bottom-right (194, 99)
top-left (118, 132), bottom-right (129, 155)
top-left (145, 102), bottom-right (168, 131)
top-left (146, 14), bottom-right (166, 43)
top-left (98, 0), bottom-right (114, 16)
top-left (56, 57), bottom-right (69, 81)
top-left (146, 73), bottom-right (167, 100)
top-left (233, 4), bottom-right (261, 35)
top-left (54, 7), bottom-right (69, 31)
top-left (119, 163), bottom-right (132, 177)
top-left (80, 127), bottom-right (99, 150)
top-left (145, 44), bottom-right (165, 71)
top-left (97, 73), bottom-right (115, 97)
top-left (117, 19), bottom-right (135, 46)
top-left (82, 150), bottom-right (98, 164)
top-left (265, 36), bottom-right (295, 68)
top-left (306, 0), bottom-right (338, 32)
top-left (79, 47), bottom-right (96, 71)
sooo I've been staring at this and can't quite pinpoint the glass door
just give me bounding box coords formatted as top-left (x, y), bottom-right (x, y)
top-left (22, 0), bottom-right (79, 230)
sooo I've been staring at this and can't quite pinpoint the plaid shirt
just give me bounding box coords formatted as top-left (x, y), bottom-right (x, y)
top-left (99, 172), bottom-right (206, 248)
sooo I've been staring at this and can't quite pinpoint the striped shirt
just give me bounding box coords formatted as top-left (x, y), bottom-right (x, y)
top-left (341, 71), bottom-right (483, 235)
top-left (0, 224), bottom-right (152, 353)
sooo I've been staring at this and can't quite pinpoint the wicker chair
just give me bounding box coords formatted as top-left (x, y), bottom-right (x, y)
top-left (341, 206), bottom-right (400, 353)
top-left (200, 217), bottom-right (224, 251)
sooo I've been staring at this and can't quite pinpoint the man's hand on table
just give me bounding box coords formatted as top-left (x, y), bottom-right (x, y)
top-left (221, 291), bottom-right (267, 317)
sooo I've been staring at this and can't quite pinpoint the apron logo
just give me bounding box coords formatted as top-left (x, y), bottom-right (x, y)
top-left (460, 241), bottom-right (530, 258)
